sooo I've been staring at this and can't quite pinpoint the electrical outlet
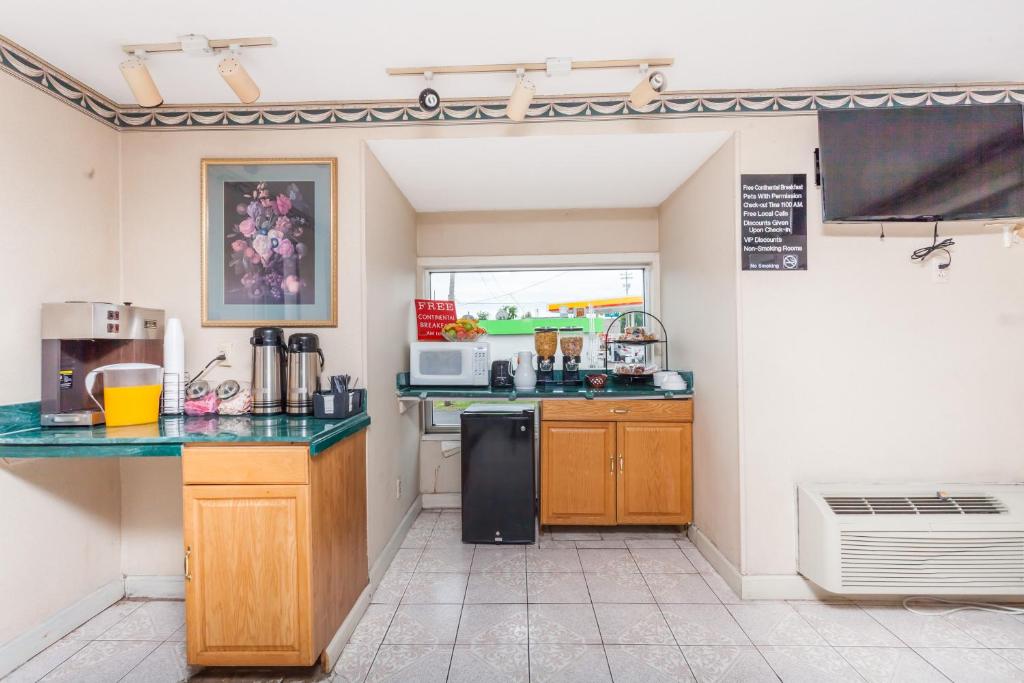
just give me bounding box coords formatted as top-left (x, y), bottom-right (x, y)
top-left (395, 478), bottom-right (402, 499)
top-left (217, 342), bottom-right (234, 367)
top-left (933, 261), bottom-right (950, 284)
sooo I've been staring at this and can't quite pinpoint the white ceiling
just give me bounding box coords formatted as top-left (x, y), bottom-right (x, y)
top-left (3, 0), bottom-right (1023, 105)
top-left (367, 133), bottom-right (731, 212)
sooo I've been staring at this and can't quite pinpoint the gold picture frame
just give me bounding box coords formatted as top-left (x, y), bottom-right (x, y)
top-left (200, 157), bottom-right (337, 327)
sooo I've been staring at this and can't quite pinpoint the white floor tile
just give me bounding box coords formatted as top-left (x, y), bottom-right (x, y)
top-left (64, 601), bottom-right (145, 640)
top-left (470, 546), bottom-right (525, 573)
top-left (757, 645), bottom-right (862, 683)
top-left (416, 545), bottom-right (474, 572)
top-left (645, 574), bottom-right (719, 604)
top-left (388, 548), bottom-right (423, 573)
top-left (401, 572), bottom-right (468, 604)
top-left (120, 641), bottom-right (199, 683)
top-left (372, 570), bottom-right (413, 605)
top-left (915, 647), bottom-right (1024, 683)
top-left (3, 638), bottom-right (88, 683)
top-left (333, 642), bottom-right (378, 683)
top-left (945, 609), bottom-right (1024, 648)
top-left (578, 549), bottom-right (639, 574)
top-left (526, 548), bottom-right (582, 573)
top-left (348, 604), bottom-right (398, 646)
top-left (725, 603), bottom-right (825, 646)
top-left (624, 539), bottom-right (680, 549)
top-left (791, 602), bottom-right (901, 647)
top-left (837, 646), bottom-right (947, 683)
top-left (594, 603), bottom-right (675, 645)
top-left (605, 644), bottom-right (695, 683)
top-left (631, 548), bottom-right (697, 574)
top-left (464, 572), bottom-right (527, 604)
top-left (527, 572), bottom-right (592, 604)
top-left (366, 644), bottom-right (453, 683)
top-left (585, 573), bottom-right (654, 604)
top-left (455, 604), bottom-right (528, 644)
top-left (681, 645), bottom-right (778, 683)
top-left (38, 640), bottom-right (160, 683)
top-left (96, 601), bottom-right (184, 641)
top-left (384, 604), bottom-right (462, 645)
top-left (662, 604), bottom-right (751, 646)
top-left (528, 604), bottom-right (601, 644)
top-left (529, 643), bottom-right (612, 683)
top-left (447, 644), bottom-right (528, 683)
top-left (859, 604), bottom-right (980, 647)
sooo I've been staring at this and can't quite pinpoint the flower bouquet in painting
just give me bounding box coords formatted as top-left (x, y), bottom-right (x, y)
top-left (224, 180), bottom-right (316, 305)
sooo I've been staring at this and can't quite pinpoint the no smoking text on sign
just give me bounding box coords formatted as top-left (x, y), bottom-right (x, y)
top-left (740, 173), bottom-right (807, 271)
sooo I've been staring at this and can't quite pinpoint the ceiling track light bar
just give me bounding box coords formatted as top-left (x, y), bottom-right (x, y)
top-left (386, 57), bottom-right (673, 77)
top-left (121, 36), bottom-right (275, 55)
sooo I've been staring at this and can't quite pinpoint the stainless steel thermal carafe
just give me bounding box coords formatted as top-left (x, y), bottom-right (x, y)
top-left (286, 333), bottom-right (324, 415)
top-left (250, 327), bottom-right (286, 415)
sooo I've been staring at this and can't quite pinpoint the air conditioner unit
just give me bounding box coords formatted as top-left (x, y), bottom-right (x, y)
top-left (798, 483), bottom-right (1024, 595)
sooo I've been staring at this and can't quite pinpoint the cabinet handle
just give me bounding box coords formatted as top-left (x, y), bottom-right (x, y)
top-left (184, 546), bottom-right (192, 581)
top-left (609, 455), bottom-right (615, 474)
top-left (610, 408), bottom-right (630, 414)
top-left (619, 455), bottom-right (624, 472)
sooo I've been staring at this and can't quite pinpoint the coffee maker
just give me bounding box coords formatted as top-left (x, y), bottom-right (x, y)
top-left (40, 302), bottom-right (165, 426)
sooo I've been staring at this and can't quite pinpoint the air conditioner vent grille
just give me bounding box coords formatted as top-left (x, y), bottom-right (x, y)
top-left (825, 495), bottom-right (1006, 516)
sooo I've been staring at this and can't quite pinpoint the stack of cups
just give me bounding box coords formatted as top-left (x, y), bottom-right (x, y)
top-left (162, 318), bottom-right (186, 415)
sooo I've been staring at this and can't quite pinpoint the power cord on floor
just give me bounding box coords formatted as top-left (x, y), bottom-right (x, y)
top-left (903, 596), bottom-right (1024, 616)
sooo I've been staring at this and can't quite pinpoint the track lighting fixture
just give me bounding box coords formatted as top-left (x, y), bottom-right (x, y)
top-left (506, 70), bottom-right (535, 122)
top-left (628, 67), bottom-right (667, 108)
top-left (218, 52), bottom-right (260, 104)
top-left (387, 57), bottom-right (673, 116)
top-left (119, 53), bottom-right (163, 108)
top-left (119, 35), bottom-right (274, 106)
top-left (418, 71), bottom-right (441, 112)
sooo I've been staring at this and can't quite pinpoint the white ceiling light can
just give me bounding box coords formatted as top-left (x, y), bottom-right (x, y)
top-left (629, 69), bottom-right (667, 108)
top-left (218, 53), bottom-right (260, 104)
top-left (119, 54), bottom-right (162, 107)
top-left (506, 71), bottom-right (535, 122)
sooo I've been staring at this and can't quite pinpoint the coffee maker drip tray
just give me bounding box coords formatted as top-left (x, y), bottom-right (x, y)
top-left (40, 410), bottom-right (105, 427)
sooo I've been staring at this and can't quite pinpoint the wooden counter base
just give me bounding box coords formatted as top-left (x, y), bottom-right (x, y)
top-left (540, 400), bottom-right (693, 527)
top-left (183, 432), bottom-right (368, 667)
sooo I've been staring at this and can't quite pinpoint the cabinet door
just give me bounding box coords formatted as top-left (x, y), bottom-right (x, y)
top-left (184, 485), bottom-right (313, 666)
top-left (617, 422), bottom-right (693, 525)
top-left (540, 421), bottom-right (616, 525)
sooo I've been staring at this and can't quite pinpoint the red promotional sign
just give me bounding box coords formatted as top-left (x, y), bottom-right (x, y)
top-left (415, 299), bottom-right (457, 340)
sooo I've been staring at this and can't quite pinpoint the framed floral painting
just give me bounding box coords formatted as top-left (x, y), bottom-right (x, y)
top-left (201, 158), bottom-right (337, 326)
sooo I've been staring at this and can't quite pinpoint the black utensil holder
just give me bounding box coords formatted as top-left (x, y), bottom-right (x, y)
top-left (313, 388), bottom-right (366, 419)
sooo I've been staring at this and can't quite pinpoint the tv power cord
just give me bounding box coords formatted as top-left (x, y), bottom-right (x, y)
top-left (903, 596), bottom-right (1024, 616)
top-left (910, 222), bottom-right (955, 269)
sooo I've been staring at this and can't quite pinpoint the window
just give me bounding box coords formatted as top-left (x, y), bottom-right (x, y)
top-left (423, 265), bottom-right (651, 432)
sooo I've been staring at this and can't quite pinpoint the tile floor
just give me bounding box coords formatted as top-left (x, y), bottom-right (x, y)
top-left (10, 508), bottom-right (1024, 682)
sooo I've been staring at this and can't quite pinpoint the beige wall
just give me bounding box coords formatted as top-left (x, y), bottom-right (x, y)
top-left (735, 115), bottom-right (1024, 575)
top-left (0, 76), bottom-right (123, 644)
top-left (363, 149), bottom-right (421, 563)
top-left (658, 137), bottom-right (741, 567)
top-left (417, 208), bottom-right (658, 257)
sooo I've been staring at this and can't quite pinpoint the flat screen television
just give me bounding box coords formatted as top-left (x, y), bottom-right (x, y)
top-left (818, 104), bottom-right (1024, 222)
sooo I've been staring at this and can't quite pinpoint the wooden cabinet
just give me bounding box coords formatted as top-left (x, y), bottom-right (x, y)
top-left (540, 400), bottom-right (693, 527)
top-left (182, 431), bottom-right (367, 667)
top-left (617, 422), bottom-right (692, 524)
top-left (540, 421), bottom-right (616, 525)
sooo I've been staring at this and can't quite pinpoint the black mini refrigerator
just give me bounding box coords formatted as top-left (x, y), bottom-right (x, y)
top-left (460, 404), bottom-right (536, 544)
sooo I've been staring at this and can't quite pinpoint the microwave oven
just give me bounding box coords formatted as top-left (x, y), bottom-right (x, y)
top-left (410, 341), bottom-right (490, 386)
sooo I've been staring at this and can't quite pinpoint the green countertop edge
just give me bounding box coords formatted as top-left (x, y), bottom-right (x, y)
top-left (395, 370), bottom-right (694, 401)
top-left (308, 413), bottom-right (372, 455)
top-left (0, 404), bottom-right (372, 459)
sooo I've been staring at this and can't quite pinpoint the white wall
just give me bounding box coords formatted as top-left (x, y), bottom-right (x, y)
top-left (0, 76), bottom-right (123, 644)
top-left (363, 147), bottom-right (420, 561)
top-left (658, 136), bottom-right (741, 567)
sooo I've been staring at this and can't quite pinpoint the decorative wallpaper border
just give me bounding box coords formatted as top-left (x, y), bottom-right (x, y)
top-left (3, 34), bottom-right (1024, 132)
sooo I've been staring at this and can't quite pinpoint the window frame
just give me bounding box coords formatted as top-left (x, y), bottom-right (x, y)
top-left (418, 253), bottom-right (660, 434)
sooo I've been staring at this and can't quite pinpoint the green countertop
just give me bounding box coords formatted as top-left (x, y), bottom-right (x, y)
top-left (396, 371), bottom-right (694, 401)
top-left (0, 402), bottom-right (370, 458)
